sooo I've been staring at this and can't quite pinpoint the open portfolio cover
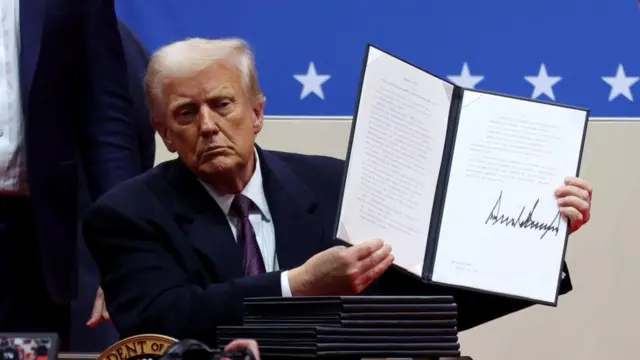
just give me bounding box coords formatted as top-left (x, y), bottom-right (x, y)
top-left (334, 44), bottom-right (589, 306)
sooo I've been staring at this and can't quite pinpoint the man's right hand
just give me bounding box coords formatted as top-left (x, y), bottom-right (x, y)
top-left (288, 239), bottom-right (394, 296)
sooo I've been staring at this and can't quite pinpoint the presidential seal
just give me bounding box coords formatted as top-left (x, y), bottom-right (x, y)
top-left (98, 334), bottom-right (178, 360)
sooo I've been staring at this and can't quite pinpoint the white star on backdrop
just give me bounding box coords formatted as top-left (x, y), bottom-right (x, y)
top-left (602, 64), bottom-right (639, 102)
top-left (447, 62), bottom-right (484, 89)
top-left (293, 62), bottom-right (331, 100)
top-left (524, 63), bottom-right (562, 101)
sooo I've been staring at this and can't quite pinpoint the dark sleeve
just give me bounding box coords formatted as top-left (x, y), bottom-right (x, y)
top-left (117, 21), bottom-right (156, 171)
top-left (83, 202), bottom-right (283, 344)
top-left (378, 261), bottom-right (573, 331)
top-left (82, 0), bottom-right (142, 200)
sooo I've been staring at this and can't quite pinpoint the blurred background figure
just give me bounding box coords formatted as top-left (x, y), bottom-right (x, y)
top-left (70, 19), bottom-right (155, 352)
top-left (0, 0), bottom-right (148, 351)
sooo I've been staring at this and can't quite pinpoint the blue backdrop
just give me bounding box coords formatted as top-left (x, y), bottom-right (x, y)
top-left (116, 0), bottom-right (640, 119)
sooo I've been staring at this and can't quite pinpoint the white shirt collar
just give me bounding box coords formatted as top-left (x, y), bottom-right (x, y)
top-left (198, 149), bottom-right (272, 222)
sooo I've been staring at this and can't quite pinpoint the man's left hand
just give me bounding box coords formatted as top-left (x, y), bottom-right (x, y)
top-left (555, 176), bottom-right (593, 234)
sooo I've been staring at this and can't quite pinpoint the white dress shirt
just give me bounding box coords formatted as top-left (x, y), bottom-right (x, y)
top-left (199, 150), bottom-right (292, 297)
top-left (0, 0), bottom-right (28, 195)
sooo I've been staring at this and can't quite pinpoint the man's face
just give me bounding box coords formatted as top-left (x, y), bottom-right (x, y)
top-left (157, 62), bottom-right (264, 182)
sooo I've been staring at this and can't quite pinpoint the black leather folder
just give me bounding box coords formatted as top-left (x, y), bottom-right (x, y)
top-left (243, 318), bottom-right (457, 328)
top-left (218, 342), bottom-right (462, 359)
top-left (217, 325), bottom-right (459, 337)
top-left (244, 296), bottom-right (457, 316)
top-left (219, 338), bottom-right (317, 346)
top-left (314, 326), bottom-right (457, 336)
top-left (244, 311), bottom-right (458, 321)
top-left (218, 325), bottom-right (315, 336)
top-left (318, 335), bottom-right (458, 343)
top-left (317, 343), bottom-right (459, 351)
top-left (246, 303), bottom-right (458, 316)
top-left (256, 343), bottom-right (460, 352)
top-left (244, 295), bottom-right (455, 304)
top-left (217, 326), bottom-right (461, 350)
top-left (218, 335), bottom-right (458, 344)
top-left (249, 347), bottom-right (462, 359)
top-left (318, 349), bottom-right (461, 358)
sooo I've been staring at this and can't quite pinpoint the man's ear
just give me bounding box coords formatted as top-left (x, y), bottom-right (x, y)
top-left (152, 117), bottom-right (176, 153)
top-left (252, 96), bottom-right (266, 135)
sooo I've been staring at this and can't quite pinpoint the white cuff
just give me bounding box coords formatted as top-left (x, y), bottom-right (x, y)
top-left (280, 270), bottom-right (292, 297)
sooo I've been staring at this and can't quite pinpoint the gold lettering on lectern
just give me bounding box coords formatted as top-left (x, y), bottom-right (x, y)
top-left (98, 335), bottom-right (177, 360)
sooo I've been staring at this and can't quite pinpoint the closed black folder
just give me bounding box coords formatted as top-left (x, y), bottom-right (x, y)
top-left (218, 335), bottom-right (458, 344)
top-left (217, 325), bottom-right (458, 337)
top-left (239, 347), bottom-right (461, 359)
top-left (243, 295), bottom-right (455, 304)
top-left (244, 311), bottom-right (457, 321)
top-left (217, 325), bottom-right (460, 345)
top-left (243, 319), bottom-right (457, 329)
top-left (317, 335), bottom-right (457, 343)
top-left (317, 343), bottom-right (459, 351)
top-left (244, 296), bottom-right (457, 316)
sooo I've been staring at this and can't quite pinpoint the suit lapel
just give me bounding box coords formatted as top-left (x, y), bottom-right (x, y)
top-left (188, 211), bottom-right (245, 281)
top-left (19, 0), bottom-right (48, 108)
top-left (259, 149), bottom-right (324, 270)
top-left (166, 160), bottom-right (245, 281)
top-left (165, 148), bottom-right (325, 279)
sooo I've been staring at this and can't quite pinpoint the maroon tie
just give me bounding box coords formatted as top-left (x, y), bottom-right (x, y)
top-left (230, 194), bottom-right (266, 276)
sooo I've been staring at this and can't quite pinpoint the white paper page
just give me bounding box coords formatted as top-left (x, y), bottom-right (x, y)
top-left (431, 90), bottom-right (587, 303)
top-left (336, 47), bottom-right (453, 277)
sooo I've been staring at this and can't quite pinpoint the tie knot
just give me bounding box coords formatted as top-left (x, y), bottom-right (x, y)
top-left (231, 194), bottom-right (252, 218)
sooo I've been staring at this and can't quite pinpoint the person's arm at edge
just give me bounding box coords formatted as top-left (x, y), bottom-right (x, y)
top-left (82, 0), bottom-right (142, 200)
top-left (83, 200), bottom-right (283, 344)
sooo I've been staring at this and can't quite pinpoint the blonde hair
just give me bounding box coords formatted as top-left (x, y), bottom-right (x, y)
top-left (144, 37), bottom-right (264, 120)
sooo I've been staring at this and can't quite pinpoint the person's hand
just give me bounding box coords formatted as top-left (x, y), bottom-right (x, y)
top-left (288, 239), bottom-right (394, 296)
top-left (223, 339), bottom-right (260, 360)
top-left (86, 287), bottom-right (111, 328)
top-left (555, 176), bottom-right (592, 234)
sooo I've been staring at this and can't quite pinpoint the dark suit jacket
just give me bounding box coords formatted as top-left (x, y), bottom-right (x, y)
top-left (117, 20), bottom-right (155, 171)
top-left (84, 148), bottom-right (573, 346)
top-left (20, 0), bottom-right (142, 304)
top-left (71, 20), bottom-right (154, 352)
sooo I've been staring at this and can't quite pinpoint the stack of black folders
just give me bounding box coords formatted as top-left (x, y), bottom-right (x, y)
top-left (216, 296), bottom-right (461, 359)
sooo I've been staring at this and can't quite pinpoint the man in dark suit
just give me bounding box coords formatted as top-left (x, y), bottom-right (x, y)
top-left (0, 0), bottom-right (144, 350)
top-left (83, 37), bottom-right (594, 346)
top-left (72, 20), bottom-right (155, 351)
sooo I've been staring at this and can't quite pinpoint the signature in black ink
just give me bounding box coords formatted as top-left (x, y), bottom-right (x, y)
top-left (485, 190), bottom-right (561, 239)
